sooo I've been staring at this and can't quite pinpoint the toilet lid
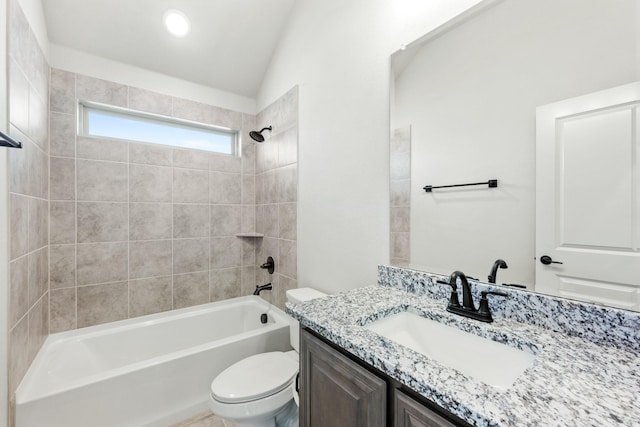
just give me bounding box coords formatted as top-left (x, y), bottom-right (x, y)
top-left (211, 352), bottom-right (298, 404)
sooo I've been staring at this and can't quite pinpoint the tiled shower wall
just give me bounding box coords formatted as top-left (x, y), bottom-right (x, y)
top-left (47, 69), bottom-right (268, 331)
top-left (390, 126), bottom-right (410, 265)
top-left (255, 87), bottom-right (299, 308)
top-left (7, 0), bottom-right (50, 415)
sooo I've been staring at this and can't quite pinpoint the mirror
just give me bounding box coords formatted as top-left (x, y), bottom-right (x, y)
top-left (390, 0), bottom-right (640, 307)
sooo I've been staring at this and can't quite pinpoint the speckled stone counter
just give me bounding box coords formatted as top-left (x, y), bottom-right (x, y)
top-left (286, 267), bottom-right (640, 427)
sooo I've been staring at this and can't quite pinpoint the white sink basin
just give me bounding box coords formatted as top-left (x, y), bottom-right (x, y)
top-left (364, 311), bottom-right (536, 390)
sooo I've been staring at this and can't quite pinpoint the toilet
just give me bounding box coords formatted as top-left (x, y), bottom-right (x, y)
top-left (208, 288), bottom-right (327, 427)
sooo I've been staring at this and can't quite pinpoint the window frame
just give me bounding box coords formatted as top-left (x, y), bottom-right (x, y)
top-left (78, 101), bottom-right (240, 156)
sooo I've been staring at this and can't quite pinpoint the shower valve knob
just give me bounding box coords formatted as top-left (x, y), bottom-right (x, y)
top-left (260, 256), bottom-right (275, 274)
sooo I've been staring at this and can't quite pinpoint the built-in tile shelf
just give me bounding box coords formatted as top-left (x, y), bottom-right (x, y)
top-left (234, 233), bottom-right (264, 238)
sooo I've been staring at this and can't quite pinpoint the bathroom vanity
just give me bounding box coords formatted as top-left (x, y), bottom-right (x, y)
top-left (287, 265), bottom-right (640, 427)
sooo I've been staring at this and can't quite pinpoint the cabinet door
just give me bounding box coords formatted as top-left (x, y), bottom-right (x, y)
top-left (300, 330), bottom-right (386, 427)
top-left (395, 390), bottom-right (457, 427)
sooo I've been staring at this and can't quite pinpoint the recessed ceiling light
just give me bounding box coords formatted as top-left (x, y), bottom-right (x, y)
top-left (163, 9), bottom-right (190, 37)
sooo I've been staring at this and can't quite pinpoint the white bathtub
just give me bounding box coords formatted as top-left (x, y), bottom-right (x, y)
top-left (15, 296), bottom-right (292, 427)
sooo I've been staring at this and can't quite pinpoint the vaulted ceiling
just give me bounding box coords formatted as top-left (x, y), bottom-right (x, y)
top-left (42, 0), bottom-right (296, 97)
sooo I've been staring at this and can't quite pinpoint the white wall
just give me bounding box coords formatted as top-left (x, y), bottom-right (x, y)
top-left (394, 0), bottom-right (639, 286)
top-left (257, 0), bottom-right (483, 294)
top-left (1, 0), bottom-right (9, 424)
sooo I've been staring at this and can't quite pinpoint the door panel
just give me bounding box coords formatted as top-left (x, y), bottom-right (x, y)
top-left (536, 82), bottom-right (640, 310)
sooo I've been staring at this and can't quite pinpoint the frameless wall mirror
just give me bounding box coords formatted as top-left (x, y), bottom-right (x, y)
top-left (390, 0), bottom-right (640, 310)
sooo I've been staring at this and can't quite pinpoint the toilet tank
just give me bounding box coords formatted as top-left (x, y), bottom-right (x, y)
top-left (286, 288), bottom-right (327, 352)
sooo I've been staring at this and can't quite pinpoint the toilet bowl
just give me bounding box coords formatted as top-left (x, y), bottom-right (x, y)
top-left (208, 288), bottom-right (326, 427)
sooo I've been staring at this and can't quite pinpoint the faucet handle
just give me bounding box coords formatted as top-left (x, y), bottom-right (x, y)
top-left (477, 290), bottom-right (508, 321)
top-left (437, 279), bottom-right (460, 308)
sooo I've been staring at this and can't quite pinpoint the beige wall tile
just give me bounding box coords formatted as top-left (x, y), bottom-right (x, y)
top-left (9, 59), bottom-right (29, 134)
top-left (210, 237), bottom-right (241, 269)
top-left (241, 239), bottom-right (257, 267)
top-left (50, 156), bottom-right (75, 200)
top-left (390, 207), bottom-right (410, 233)
top-left (277, 164), bottom-right (297, 203)
top-left (129, 142), bottom-right (173, 166)
top-left (28, 247), bottom-right (47, 307)
top-left (241, 175), bottom-right (255, 205)
top-left (210, 205), bottom-right (241, 237)
top-left (256, 237), bottom-right (278, 284)
top-left (241, 143), bottom-right (256, 175)
top-left (77, 202), bottom-right (128, 243)
top-left (27, 140), bottom-right (48, 199)
top-left (77, 136), bottom-right (128, 162)
top-left (278, 239), bottom-right (297, 280)
top-left (390, 179), bottom-right (410, 206)
top-left (278, 203), bottom-right (297, 241)
top-left (76, 74), bottom-right (127, 108)
top-left (240, 266), bottom-right (256, 295)
top-left (174, 272), bottom-right (209, 309)
top-left (28, 197), bottom-right (48, 251)
top-left (260, 204), bottom-right (278, 238)
top-left (9, 256), bottom-right (29, 328)
top-left (28, 87), bottom-right (48, 151)
top-left (129, 276), bottom-right (172, 317)
top-left (130, 203), bottom-right (172, 240)
top-left (129, 240), bottom-right (172, 279)
top-left (262, 171), bottom-right (277, 204)
top-left (210, 172), bottom-right (241, 204)
top-left (275, 275), bottom-right (297, 310)
top-left (50, 244), bottom-right (76, 289)
top-left (77, 159), bottom-right (128, 202)
top-left (210, 106), bottom-right (242, 130)
top-left (173, 204), bottom-right (209, 238)
top-left (77, 282), bottom-right (128, 328)
top-left (129, 164), bottom-right (172, 202)
top-left (128, 87), bottom-right (173, 116)
top-left (77, 242), bottom-right (128, 286)
top-left (390, 149), bottom-right (411, 181)
top-left (173, 238), bottom-right (209, 274)
top-left (241, 205), bottom-right (256, 233)
top-left (209, 154), bottom-right (241, 173)
top-left (172, 98), bottom-right (211, 124)
top-left (50, 112), bottom-right (76, 157)
top-left (50, 201), bottom-right (75, 245)
top-left (8, 127), bottom-right (29, 195)
top-left (390, 232), bottom-right (410, 261)
top-left (50, 68), bottom-right (76, 114)
top-left (210, 268), bottom-right (241, 302)
top-left (276, 126), bottom-right (297, 167)
top-left (173, 168), bottom-right (209, 203)
top-left (174, 149), bottom-right (209, 170)
top-left (50, 288), bottom-right (76, 333)
top-left (10, 194), bottom-right (28, 259)
top-left (27, 296), bottom-right (48, 362)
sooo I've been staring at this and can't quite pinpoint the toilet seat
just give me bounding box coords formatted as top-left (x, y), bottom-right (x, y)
top-left (211, 352), bottom-right (298, 404)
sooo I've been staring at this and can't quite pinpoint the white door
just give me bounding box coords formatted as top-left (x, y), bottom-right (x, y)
top-left (535, 82), bottom-right (640, 311)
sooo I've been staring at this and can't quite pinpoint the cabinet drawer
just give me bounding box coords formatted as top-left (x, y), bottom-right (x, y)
top-left (394, 389), bottom-right (458, 427)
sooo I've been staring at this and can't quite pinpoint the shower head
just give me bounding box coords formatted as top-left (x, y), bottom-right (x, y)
top-left (249, 126), bottom-right (272, 142)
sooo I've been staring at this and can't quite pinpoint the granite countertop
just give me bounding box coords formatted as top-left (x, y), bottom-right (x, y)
top-left (286, 285), bottom-right (640, 427)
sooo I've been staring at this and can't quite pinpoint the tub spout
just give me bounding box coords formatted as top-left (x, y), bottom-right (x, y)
top-left (253, 283), bottom-right (273, 295)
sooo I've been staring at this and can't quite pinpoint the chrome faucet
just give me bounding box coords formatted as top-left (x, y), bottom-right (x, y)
top-left (438, 271), bottom-right (507, 323)
top-left (488, 259), bottom-right (508, 284)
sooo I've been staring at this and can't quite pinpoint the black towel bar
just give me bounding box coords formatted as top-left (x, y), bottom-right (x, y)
top-left (423, 179), bottom-right (498, 192)
top-left (0, 130), bottom-right (23, 149)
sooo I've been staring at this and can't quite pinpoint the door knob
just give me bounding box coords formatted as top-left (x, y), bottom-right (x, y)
top-left (540, 255), bottom-right (563, 265)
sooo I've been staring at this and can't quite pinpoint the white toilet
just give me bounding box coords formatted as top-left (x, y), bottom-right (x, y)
top-left (208, 288), bottom-right (326, 427)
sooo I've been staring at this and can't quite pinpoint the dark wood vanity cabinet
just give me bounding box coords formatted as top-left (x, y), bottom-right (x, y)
top-left (394, 389), bottom-right (458, 427)
top-left (300, 328), bottom-right (387, 427)
top-left (300, 329), bottom-right (471, 427)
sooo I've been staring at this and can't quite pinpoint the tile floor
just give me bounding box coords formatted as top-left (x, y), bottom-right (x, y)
top-left (172, 412), bottom-right (230, 427)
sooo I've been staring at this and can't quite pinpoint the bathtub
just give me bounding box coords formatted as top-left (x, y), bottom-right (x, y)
top-left (15, 296), bottom-right (292, 427)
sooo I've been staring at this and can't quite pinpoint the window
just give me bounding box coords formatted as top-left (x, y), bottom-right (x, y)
top-left (79, 102), bottom-right (238, 155)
